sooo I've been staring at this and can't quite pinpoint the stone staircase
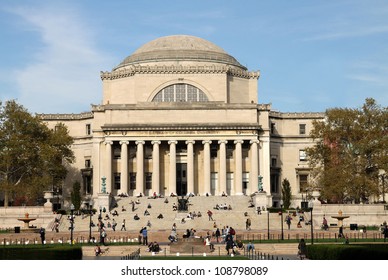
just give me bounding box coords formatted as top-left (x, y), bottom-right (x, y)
top-left (57, 195), bottom-right (309, 235)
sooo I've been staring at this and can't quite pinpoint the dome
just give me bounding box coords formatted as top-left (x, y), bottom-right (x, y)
top-left (114, 35), bottom-right (246, 70)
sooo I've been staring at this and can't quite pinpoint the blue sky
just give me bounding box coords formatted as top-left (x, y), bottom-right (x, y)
top-left (0, 0), bottom-right (387, 114)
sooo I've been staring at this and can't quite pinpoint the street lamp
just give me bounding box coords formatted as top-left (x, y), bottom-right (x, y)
top-left (89, 200), bottom-right (94, 242)
top-left (70, 204), bottom-right (75, 245)
top-left (267, 209), bottom-right (270, 240)
top-left (309, 200), bottom-right (314, 244)
top-left (280, 199), bottom-right (284, 240)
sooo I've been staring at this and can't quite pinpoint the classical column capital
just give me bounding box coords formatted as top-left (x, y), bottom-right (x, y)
top-left (104, 141), bottom-right (113, 145)
top-left (249, 139), bottom-right (260, 145)
top-left (185, 140), bottom-right (195, 145)
top-left (151, 140), bottom-right (161, 145)
top-left (202, 140), bottom-right (212, 145)
top-left (234, 140), bottom-right (244, 145)
top-left (119, 140), bottom-right (129, 145)
top-left (168, 140), bottom-right (178, 145)
top-left (218, 140), bottom-right (228, 145)
top-left (135, 140), bottom-right (145, 145)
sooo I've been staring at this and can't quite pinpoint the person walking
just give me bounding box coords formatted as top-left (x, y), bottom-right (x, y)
top-left (298, 238), bottom-right (307, 260)
top-left (207, 210), bottom-right (214, 221)
top-left (142, 227), bottom-right (148, 246)
top-left (215, 228), bottom-right (221, 243)
top-left (112, 219), bottom-right (117, 231)
top-left (39, 227), bottom-right (46, 245)
top-left (121, 219), bottom-right (126, 231)
top-left (286, 215), bottom-right (292, 230)
top-left (383, 224), bottom-right (388, 242)
top-left (100, 229), bottom-right (107, 246)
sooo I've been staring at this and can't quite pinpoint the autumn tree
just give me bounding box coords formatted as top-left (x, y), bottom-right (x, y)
top-left (0, 100), bottom-right (74, 206)
top-left (306, 98), bottom-right (388, 203)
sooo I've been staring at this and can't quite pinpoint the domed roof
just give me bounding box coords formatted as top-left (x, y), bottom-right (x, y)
top-left (114, 35), bottom-right (246, 70)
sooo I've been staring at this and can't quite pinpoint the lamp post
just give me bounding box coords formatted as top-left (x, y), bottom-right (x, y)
top-left (309, 200), bottom-right (314, 245)
top-left (70, 204), bottom-right (75, 245)
top-left (89, 200), bottom-right (94, 242)
top-left (267, 209), bottom-right (270, 240)
top-left (280, 200), bottom-right (284, 240)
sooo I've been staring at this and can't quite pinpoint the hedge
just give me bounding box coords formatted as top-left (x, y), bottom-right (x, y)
top-left (307, 244), bottom-right (388, 260)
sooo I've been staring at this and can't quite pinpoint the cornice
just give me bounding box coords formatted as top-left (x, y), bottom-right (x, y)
top-left (101, 123), bottom-right (262, 132)
top-left (100, 65), bottom-right (260, 80)
top-left (269, 111), bottom-right (325, 119)
top-left (38, 112), bottom-right (94, 120)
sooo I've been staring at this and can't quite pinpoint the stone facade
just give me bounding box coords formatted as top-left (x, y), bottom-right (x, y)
top-left (41, 35), bottom-right (324, 208)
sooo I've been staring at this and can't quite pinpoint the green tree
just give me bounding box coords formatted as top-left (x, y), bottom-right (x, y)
top-left (306, 98), bottom-right (388, 203)
top-left (71, 181), bottom-right (81, 211)
top-left (0, 100), bottom-right (74, 206)
top-left (281, 178), bottom-right (292, 209)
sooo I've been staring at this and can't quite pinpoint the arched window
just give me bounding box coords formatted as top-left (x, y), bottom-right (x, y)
top-left (152, 83), bottom-right (209, 102)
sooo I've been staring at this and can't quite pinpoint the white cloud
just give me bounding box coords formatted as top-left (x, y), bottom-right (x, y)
top-left (7, 4), bottom-right (111, 113)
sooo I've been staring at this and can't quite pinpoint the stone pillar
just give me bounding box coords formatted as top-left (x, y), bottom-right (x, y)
top-left (202, 140), bottom-right (212, 195)
top-left (234, 140), bottom-right (244, 195)
top-left (151, 140), bottom-right (161, 195)
top-left (135, 141), bottom-right (145, 196)
top-left (120, 141), bottom-right (129, 195)
top-left (168, 140), bottom-right (178, 195)
top-left (104, 141), bottom-right (113, 194)
top-left (250, 140), bottom-right (260, 195)
top-left (186, 140), bottom-right (195, 195)
top-left (92, 139), bottom-right (102, 197)
top-left (260, 136), bottom-right (271, 193)
top-left (218, 140), bottom-right (227, 195)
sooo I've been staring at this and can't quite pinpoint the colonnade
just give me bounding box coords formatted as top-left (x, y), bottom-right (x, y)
top-left (98, 139), bottom-right (262, 197)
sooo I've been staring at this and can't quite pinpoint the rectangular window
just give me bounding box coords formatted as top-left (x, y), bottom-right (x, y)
top-left (271, 122), bottom-right (276, 134)
top-left (85, 159), bottom-right (91, 168)
top-left (299, 150), bottom-right (307, 161)
top-left (145, 172), bottom-right (152, 189)
top-left (299, 124), bottom-right (306, 135)
top-left (299, 174), bottom-right (308, 192)
top-left (271, 174), bottom-right (279, 193)
top-left (271, 157), bottom-right (277, 167)
top-left (86, 124), bottom-right (91, 135)
top-left (114, 173), bottom-right (120, 190)
top-left (130, 173), bottom-right (136, 190)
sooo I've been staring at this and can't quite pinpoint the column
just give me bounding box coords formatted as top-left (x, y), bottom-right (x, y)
top-left (104, 141), bottom-right (113, 194)
top-left (218, 140), bottom-right (227, 195)
top-left (168, 140), bottom-right (177, 195)
top-left (202, 140), bottom-right (212, 195)
top-left (260, 137), bottom-right (271, 193)
top-left (135, 141), bottom-right (145, 196)
top-left (250, 140), bottom-right (259, 195)
top-left (120, 141), bottom-right (129, 195)
top-left (186, 140), bottom-right (195, 195)
top-left (151, 140), bottom-right (161, 195)
top-left (92, 139), bottom-right (102, 197)
top-left (234, 140), bottom-right (244, 195)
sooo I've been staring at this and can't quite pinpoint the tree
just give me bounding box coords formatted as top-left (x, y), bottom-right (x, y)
top-left (306, 98), bottom-right (388, 203)
top-left (0, 100), bottom-right (74, 206)
top-left (281, 178), bottom-right (292, 209)
top-left (71, 181), bottom-right (81, 211)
